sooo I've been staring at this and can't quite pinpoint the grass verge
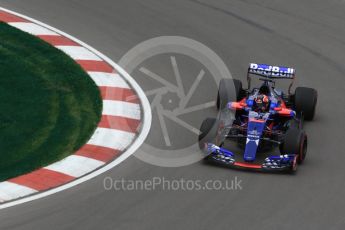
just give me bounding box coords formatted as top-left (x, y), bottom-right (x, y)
top-left (0, 22), bottom-right (102, 181)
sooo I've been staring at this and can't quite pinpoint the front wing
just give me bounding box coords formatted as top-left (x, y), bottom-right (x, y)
top-left (204, 143), bottom-right (297, 171)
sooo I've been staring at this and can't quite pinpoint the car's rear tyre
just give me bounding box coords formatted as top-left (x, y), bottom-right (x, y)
top-left (280, 128), bottom-right (307, 164)
top-left (294, 87), bottom-right (318, 121)
top-left (198, 118), bottom-right (218, 150)
top-left (216, 79), bottom-right (243, 110)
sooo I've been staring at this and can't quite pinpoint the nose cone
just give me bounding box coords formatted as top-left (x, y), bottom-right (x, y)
top-left (244, 138), bottom-right (260, 162)
top-left (244, 119), bottom-right (266, 162)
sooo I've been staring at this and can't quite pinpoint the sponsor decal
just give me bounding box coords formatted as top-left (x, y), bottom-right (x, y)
top-left (249, 63), bottom-right (295, 77)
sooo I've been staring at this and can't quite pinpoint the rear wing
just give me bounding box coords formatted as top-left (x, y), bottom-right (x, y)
top-left (246, 63), bottom-right (296, 94)
top-left (248, 63), bottom-right (295, 79)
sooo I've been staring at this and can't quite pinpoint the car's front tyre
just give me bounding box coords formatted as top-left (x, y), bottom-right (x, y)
top-left (198, 118), bottom-right (218, 150)
top-left (216, 79), bottom-right (243, 110)
top-left (280, 128), bottom-right (308, 164)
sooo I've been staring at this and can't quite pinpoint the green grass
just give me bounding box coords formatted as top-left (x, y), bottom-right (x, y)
top-left (0, 22), bottom-right (102, 181)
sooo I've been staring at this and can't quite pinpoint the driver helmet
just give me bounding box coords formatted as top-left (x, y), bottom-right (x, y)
top-left (254, 94), bottom-right (270, 112)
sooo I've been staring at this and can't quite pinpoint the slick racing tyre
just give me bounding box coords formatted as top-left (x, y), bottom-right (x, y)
top-left (216, 79), bottom-right (242, 110)
top-left (198, 118), bottom-right (218, 150)
top-left (294, 87), bottom-right (318, 121)
top-left (281, 128), bottom-right (307, 164)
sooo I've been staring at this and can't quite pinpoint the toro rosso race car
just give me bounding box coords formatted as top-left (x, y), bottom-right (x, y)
top-left (199, 63), bottom-right (318, 172)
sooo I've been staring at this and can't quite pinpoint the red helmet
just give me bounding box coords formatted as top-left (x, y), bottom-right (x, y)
top-left (254, 94), bottom-right (270, 112)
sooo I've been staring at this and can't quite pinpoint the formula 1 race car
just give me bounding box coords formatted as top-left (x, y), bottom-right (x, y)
top-left (199, 63), bottom-right (318, 172)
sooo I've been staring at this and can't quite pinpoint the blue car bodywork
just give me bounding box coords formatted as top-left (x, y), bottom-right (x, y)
top-left (203, 63), bottom-right (301, 171)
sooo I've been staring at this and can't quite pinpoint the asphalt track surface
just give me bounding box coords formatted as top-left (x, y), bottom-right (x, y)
top-left (0, 0), bottom-right (345, 229)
